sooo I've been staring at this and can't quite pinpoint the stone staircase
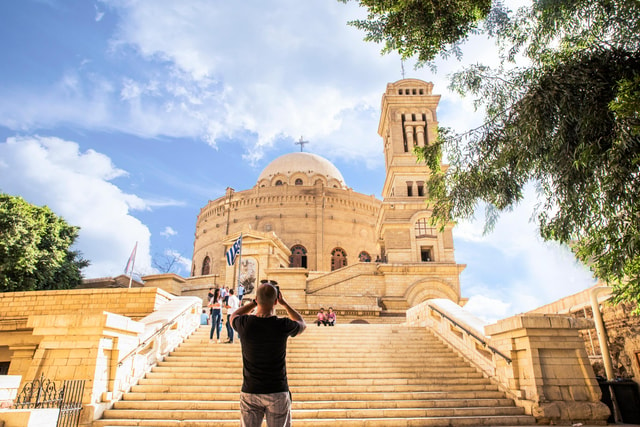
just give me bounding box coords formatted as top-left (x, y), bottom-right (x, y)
top-left (94, 323), bottom-right (535, 426)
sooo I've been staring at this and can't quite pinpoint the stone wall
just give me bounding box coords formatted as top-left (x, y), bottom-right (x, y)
top-left (0, 287), bottom-right (172, 320)
top-left (602, 301), bottom-right (640, 380)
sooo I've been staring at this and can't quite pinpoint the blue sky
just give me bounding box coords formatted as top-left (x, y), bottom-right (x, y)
top-left (0, 0), bottom-right (594, 322)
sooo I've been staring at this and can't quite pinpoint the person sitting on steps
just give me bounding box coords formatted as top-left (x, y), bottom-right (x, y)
top-left (327, 307), bottom-right (336, 326)
top-left (315, 308), bottom-right (328, 326)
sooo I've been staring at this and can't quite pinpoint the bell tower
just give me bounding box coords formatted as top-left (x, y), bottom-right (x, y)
top-left (375, 79), bottom-right (457, 265)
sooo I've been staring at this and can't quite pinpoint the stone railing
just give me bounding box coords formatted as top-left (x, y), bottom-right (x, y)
top-left (406, 299), bottom-right (610, 425)
top-left (85, 296), bottom-right (202, 424)
top-left (306, 263), bottom-right (378, 294)
top-left (406, 299), bottom-right (509, 378)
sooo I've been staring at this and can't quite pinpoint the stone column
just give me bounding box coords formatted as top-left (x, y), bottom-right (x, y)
top-left (486, 314), bottom-right (610, 424)
top-left (415, 126), bottom-right (425, 146)
top-left (404, 125), bottom-right (414, 147)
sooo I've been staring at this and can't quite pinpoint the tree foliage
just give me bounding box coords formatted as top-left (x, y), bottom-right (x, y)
top-left (347, 0), bottom-right (640, 304)
top-left (339, 0), bottom-right (494, 65)
top-left (0, 194), bottom-right (89, 292)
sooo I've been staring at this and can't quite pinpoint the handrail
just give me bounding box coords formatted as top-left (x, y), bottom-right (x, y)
top-left (117, 320), bottom-right (175, 367)
top-left (116, 300), bottom-right (198, 366)
top-left (427, 303), bottom-right (512, 364)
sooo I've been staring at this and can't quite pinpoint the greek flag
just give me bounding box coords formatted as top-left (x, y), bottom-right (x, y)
top-left (226, 235), bottom-right (242, 266)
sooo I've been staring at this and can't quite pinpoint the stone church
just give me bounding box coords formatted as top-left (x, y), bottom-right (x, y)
top-left (145, 78), bottom-right (466, 318)
top-left (0, 79), bottom-right (625, 426)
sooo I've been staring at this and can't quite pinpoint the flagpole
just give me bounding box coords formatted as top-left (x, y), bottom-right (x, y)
top-left (236, 233), bottom-right (243, 290)
top-left (128, 241), bottom-right (138, 289)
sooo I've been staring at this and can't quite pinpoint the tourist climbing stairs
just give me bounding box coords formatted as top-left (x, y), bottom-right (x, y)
top-left (94, 323), bottom-right (535, 426)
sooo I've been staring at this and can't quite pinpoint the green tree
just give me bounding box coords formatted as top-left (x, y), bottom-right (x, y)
top-left (339, 0), bottom-right (494, 65)
top-left (345, 0), bottom-right (640, 304)
top-left (0, 194), bottom-right (89, 292)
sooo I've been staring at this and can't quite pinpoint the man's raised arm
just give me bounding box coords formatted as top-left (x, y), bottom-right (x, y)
top-left (278, 292), bottom-right (307, 334)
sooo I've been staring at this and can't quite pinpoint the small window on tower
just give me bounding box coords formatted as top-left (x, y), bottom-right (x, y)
top-left (295, 178), bottom-right (303, 186)
top-left (407, 182), bottom-right (413, 197)
top-left (275, 180), bottom-right (283, 186)
top-left (420, 247), bottom-right (433, 262)
top-left (417, 182), bottom-right (424, 197)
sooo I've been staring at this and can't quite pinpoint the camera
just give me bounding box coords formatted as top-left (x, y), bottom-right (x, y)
top-left (274, 285), bottom-right (280, 299)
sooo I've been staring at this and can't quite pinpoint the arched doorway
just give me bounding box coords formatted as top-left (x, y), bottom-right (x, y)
top-left (290, 245), bottom-right (308, 268)
top-left (331, 248), bottom-right (347, 271)
top-left (201, 256), bottom-right (211, 275)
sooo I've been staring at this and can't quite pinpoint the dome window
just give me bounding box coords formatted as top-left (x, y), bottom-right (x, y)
top-left (295, 178), bottom-right (303, 186)
top-left (275, 180), bottom-right (283, 186)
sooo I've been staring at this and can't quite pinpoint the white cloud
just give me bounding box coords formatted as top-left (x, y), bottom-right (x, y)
top-left (0, 0), bottom-right (406, 166)
top-left (462, 295), bottom-right (512, 324)
top-left (0, 135), bottom-right (152, 278)
top-left (454, 185), bottom-right (596, 321)
top-left (160, 226), bottom-right (177, 238)
top-left (165, 249), bottom-right (192, 272)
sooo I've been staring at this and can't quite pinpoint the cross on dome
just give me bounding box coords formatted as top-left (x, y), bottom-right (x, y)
top-left (295, 136), bottom-right (309, 152)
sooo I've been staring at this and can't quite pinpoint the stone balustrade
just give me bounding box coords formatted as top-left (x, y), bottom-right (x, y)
top-left (0, 288), bottom-right (201, 426)
top-left (406, 298), bottom-right (610, 425)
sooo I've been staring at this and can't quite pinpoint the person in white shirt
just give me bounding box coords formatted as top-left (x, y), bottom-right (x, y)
top-left (238, 283), bottom-right (245, 302)
top-left (225, 289), bottom-right (240, 343)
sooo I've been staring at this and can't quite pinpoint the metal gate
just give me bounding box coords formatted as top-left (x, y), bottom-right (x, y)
top-left (12, 374), bottom-right (85, 427)
top-left (57, 379), bottom-right (85, 427)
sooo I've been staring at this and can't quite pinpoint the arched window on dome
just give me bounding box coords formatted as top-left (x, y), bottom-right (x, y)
top-left (295, 178), bottom-right (303, 186)
top-left (358, 251), bottom-right (371, 262)
top-left (289, 245), bottom-right (307, 268)
top-left (275, 180), bottom-right (283, 186)
top-left (201, 256), bottom-right (211, 276)
top-left (331, 248), bottom-right (347, 271)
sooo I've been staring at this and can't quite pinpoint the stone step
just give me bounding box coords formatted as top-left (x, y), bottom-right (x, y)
top-left (144, 369), bottom-right (486, 380)
top-left (130, 383), bottom-right (500, 393)
top-left (101, 405), bottom-right (527, 420)
top-left (170, 352), bottom-right (458, 360)
top-left (138, 377), bottom-right (492, 387)
top-left (93, 323), bottom-right (534, 426)
top-left (122, 390), bottom-right (509, 402)
top-left (152, 359), bottom-right (478, 375)
top-left (95, 415), bottom-right (535, 427)
top-left (113, 397), bottom-right (517, 411)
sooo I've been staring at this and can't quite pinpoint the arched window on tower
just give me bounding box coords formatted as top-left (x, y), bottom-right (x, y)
top-left (358, 251), bottom-right (371, 262)
top-left (290, 245), bottom-right (308, 268)
top-left (331, 248), bottom-right (347, 271)
top-left (201, 256), bottom-right (211, 276)
top-left (295, 178), bottom-right (303, 186)
top-left (275, 180), bottom-right (283, 186)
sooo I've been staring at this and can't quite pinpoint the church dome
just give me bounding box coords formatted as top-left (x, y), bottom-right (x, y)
top-left (257, 152), bottom-right (347, 188)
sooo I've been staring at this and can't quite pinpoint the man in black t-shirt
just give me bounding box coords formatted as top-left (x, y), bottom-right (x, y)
top-left (231, 281), bottom-right (306, 427)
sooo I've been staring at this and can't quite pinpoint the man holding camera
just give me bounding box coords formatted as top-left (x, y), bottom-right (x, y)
top-left (230, 280), bottom-right (307, 427)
